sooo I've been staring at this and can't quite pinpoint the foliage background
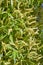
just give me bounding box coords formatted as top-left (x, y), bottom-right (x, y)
top-left (0, 0), bottom-right (43, 65)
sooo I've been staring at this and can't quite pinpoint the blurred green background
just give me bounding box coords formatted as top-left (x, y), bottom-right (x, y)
top-left (0, 0), bottom-right (43, 65)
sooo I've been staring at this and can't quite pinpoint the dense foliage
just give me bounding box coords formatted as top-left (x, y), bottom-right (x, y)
top-left (0, 0), bottom-right (43, 65)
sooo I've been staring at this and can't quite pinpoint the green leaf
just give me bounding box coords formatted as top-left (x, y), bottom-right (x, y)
top-left (10, 0), bottom-right (13, 8)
